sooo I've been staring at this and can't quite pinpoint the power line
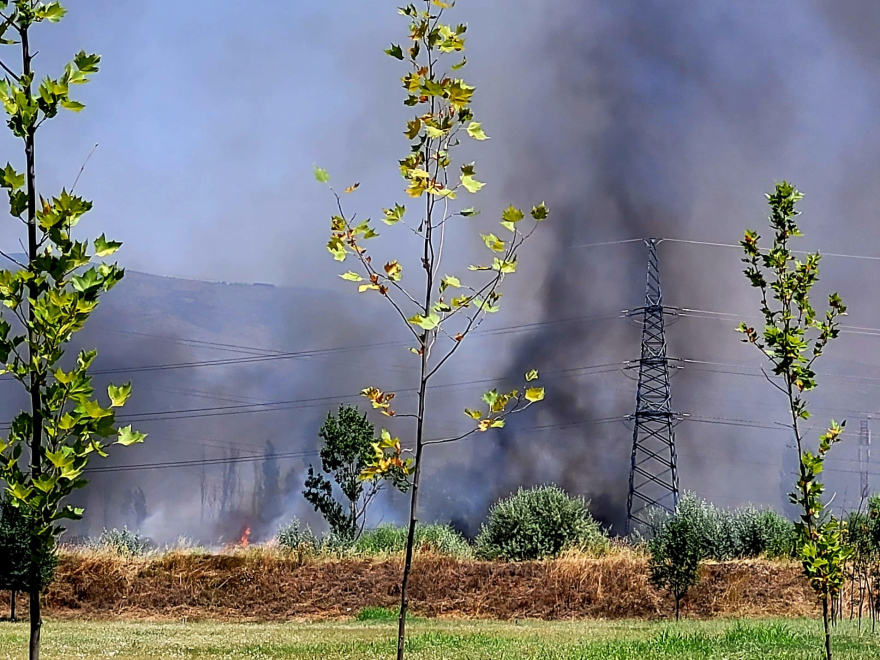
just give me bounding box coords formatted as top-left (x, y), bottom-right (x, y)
top-left (661, 237), bottom-right (880, 262)
top-left (570, 236), bottom-right (880, 262)
top-left (84, 416), bottom-right (626, 474)
top-left (570, 238), bottom-right (647, 250)
top-left (85, 449), bottom-right (320, 474)
top-left (0, 311), bottom-right (624, 380)
top-left (681, 356), bottom-right (880, 388)
top-left (0, 359), bottom-right (630, 431)
top-left (676, 306), bottom-right (880, 338)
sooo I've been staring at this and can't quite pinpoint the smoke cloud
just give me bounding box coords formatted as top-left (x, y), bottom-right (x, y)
top-left (5, 1), bottom-right (880, 543)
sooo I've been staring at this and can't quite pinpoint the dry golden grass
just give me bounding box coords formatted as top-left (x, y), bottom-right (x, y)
top-left (0, 546), bottom-right (818, 622)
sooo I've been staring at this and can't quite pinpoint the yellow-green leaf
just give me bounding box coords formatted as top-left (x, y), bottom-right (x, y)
top-left (467, 122), bottom-right (489, 140)
top-left (425, 124), bottom-right (445, 139)
top-left (440, 275), bottom-right (461, 292)
top-left (461, 174), bottom-right (484, 194)
top-left (60, 99), bottom-right (85, 112)
top-left (94, 234), bottom-right (122, 257)
top-left (54, 367), bottom-right (74, 385)
top-left (502, 206), bottom-right (524, 224)
top-left (33, 475), bottom-right (57, 493)
top-left (408, 313), bottom-right (441, 330)
top-left (314, 165), bottom-right (330, 184)
top-left (464, 408), bottom-right (482, 420)
top-left (525, 369), bottom-right (539, 382)
top-left (531, 202), bottom-right (549, 220)
top-left (108, 383), bottom-right (132, 408)
top-left (525, 387), bottom-right (545, 403)
top-left (328, 237), bottom-right (347, 261)
top-left (9, 483), bottom-right (33, 502)
top-left (340, 271), bottom-right (363, 282)
top-left (382, 203), bottom-right (406, 225)
top-left (482, 233), bottom-right (505, 253)
top-left (427, 185), bottom-right (457, 199)
top-left (117, 425), bottom-right (147, 446)
top-left (82, 400), bottom-right (112, 419)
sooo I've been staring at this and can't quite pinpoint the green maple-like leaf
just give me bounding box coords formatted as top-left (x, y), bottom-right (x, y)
top-left (467, 122), bottom-right (489, 140)
top-left (107, 383), bottom-right (132, 407)
top-left (385, 43), bottom-right (405, 60)
top-left (117, 425), bottom-right (147, 447)
top-left (408, 313), bottom-right (441, 331)
top-left (461, 174), bottom-right (484, 194)
top-left (481, 233), bottom-right (505, 252)
top-left (94, 234), bottom-right (122, 257)
top-left (502, 206), bottom-right (524, 223)
top-left (440, 275), bottom-right (461, 292)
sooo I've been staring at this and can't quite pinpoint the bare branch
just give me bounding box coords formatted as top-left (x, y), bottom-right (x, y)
top-left (423, 400), bottom-right (537, 447)
top-left (422, 427), bottom-right (480, 447)
top-left (0, 249), bottom-right (25, 268)
top-left (760, 366), bottom-right (787, 396)
top-left (71, 143), bottom-right (98, 193)
top-left (331, 190), bottom-right (421, 342)
top-left (0, 58), bottom-right (17, 79)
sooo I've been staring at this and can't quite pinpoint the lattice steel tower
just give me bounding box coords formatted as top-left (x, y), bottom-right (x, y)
top-left (626, 239), bottom-right (680, 535)
top-left (860, 418), bottom-right (872, 505)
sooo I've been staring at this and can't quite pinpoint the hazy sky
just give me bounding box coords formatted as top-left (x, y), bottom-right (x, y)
top-left (0, 1), bottom-right (551, 287)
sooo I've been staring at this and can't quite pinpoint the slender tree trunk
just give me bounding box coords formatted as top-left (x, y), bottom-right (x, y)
top-left (396, 319), bottom-right (430, 660)
top-left (675, 595), bottom-right (680, 622)
top-left (10, 590), bottom-right (15, 621)
top-left (822, 595), bottom-right (832, 660)
top-left (397, 133), bottom-right (436, 659)
top-left (868, 574), bottom-right (876, 633)
top-left (21, 25), bottom-right (43, 660)
top-left (859, 571), bottom-right (865, 631)
top-left (396, 374), bottom-right (426, 660)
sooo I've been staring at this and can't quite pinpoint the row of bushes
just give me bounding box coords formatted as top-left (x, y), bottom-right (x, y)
top-left (643, 494), bottom-right (797, 561)
top-left (278, 485), bottom-right (608, 561)
top-left (79, 488), bottom-right (801, 564)
top-left (277, 489), bottom-right (800, 563)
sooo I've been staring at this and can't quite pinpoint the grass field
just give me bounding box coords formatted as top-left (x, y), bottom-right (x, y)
top-left (1, 617), bottom-right (879, 659)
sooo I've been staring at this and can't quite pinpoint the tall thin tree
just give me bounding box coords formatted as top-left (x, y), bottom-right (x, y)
top-left (318, 3), bottom-right (548, 658)
top-left (738, 182), bottom-right (849, 660)
top-left (0, 3), bottom-right (145, 658)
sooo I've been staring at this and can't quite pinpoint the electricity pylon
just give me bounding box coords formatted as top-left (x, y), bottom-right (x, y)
top-left (626, 238), bottom-right (680, 535)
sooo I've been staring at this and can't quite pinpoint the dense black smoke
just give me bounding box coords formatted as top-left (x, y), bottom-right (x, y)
top-left (417, 1), bottom-right (880, 533)
top-left (13, 1), bottom-right (880, 544)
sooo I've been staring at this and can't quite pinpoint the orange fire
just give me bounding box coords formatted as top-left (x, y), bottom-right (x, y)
top-left (238, 527), bottom-right (251, 548)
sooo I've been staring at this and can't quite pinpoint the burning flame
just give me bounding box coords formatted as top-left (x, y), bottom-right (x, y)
top-left (238, 527), bottom-right (251, 548)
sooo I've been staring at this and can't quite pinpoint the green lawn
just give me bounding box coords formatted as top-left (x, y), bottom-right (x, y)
top-left (0, 618), bottom-right (879, 659)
